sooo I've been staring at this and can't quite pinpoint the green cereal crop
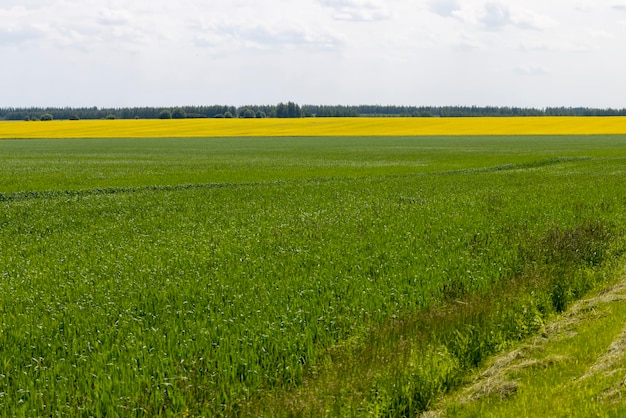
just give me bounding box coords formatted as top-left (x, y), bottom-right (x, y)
top-left (0, 135), bottom-right (625, 416)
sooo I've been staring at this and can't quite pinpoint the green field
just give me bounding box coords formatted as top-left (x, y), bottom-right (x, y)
top-left (1, 136), bottom-right (625, 416)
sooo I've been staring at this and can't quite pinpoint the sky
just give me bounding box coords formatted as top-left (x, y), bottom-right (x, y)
top-left (2, 0), bottom-right (626, 108)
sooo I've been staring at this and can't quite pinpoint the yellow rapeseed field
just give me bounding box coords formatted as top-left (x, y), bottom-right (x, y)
top-left (1, 117), bottom-right (626, 139)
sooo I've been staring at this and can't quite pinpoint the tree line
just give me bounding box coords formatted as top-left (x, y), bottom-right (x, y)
top-left (2, 103), bottom-right (626, 121)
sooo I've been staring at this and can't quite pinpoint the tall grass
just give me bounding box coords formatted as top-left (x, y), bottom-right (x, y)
top-left (0, 136), bottom-right (624, 415)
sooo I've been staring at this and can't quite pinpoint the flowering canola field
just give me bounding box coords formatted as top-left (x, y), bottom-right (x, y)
top-left (2, 116), bottom-right (626, 138)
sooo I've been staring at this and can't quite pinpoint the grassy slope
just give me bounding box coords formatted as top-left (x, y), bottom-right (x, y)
top-left (429, 260), bottom-right (626, 417)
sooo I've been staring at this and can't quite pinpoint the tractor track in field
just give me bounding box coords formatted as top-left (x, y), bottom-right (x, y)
top-left (0, 157), bottom-right (588, 203)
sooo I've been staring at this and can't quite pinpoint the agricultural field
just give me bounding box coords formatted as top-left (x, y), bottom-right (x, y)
top-left (0, 122), bottom-right (626, 416)
top-left (2, 116), bottom-right (626, 139)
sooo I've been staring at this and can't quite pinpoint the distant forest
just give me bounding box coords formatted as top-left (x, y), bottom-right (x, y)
top-left (2, 103), bottom-right (626, 120)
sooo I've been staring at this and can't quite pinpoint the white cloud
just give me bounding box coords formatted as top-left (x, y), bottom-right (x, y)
top-left (430, 0), bottom-right (460, 17)
top-left (0, 0), bottom-right (625, 108)
top-left (0, 26), bottom-right (43, 46)
top-left (453, 32), bottom-right (485, 50)
top-left (515, 64), bottom-right (550, 76)
top-left (192, 19), bottom-right (344, 54)
top-left (510, 8), bottom-right (557, 30)
top-left (481, 2), bottom-right (511, 30)
top-left (474, 2), bottom-right (557, 31)
top-left (517, 38), bottom-right (591, 53)
top-left (0, 0), bottom-right (49, 9)
top-left (587, 28), bottom-right (616, 40)
top-left (0, 6), bottom-right (41, 46)
top-left (318, 0), bottom-right (391, 21)
top-left (96, 8), bottom-right (132, 26)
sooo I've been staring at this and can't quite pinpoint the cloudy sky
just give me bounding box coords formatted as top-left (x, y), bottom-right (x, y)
top-left (2, 0), bottom-right (626, 108)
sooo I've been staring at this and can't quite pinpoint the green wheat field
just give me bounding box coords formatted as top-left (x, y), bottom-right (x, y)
top-left (1, 135), bottom-right (625, 416)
